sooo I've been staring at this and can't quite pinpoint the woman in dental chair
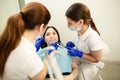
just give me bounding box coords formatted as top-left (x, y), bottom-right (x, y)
top-left (35, 26), bottom-right (78, 80)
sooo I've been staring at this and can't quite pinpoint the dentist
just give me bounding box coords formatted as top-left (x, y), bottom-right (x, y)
top-left (0, 2), bottom-right (51, 80)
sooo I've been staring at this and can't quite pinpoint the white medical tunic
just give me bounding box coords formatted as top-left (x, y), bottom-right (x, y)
top-left (73, 26), bottom-right (107, 80)
top-left (3, 37), bottom-right (43, 80)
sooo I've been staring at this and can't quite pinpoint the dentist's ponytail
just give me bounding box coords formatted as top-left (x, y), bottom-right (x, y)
top-left (0, 13), bottom-right (25, 77)
top-left (90, 18), bottom-right (100, 35)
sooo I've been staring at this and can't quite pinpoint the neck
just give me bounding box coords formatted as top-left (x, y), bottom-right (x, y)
top-left (23, 29), bottom-right (38, 43)
top-left (78, 24), bottom-right (89, 36)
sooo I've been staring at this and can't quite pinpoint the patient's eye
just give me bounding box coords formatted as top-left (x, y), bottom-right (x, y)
top-left (46, 32), bottom-right (50, 36)
top-left (53, 32), bottom-right (57, 35)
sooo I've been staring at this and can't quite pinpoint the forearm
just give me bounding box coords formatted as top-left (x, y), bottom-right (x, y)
top-left (82, 50), bottom-right (102, 63)
top-left (70, 61), bottom-right (78, 79)
top-left (70, 68), bottom-right (78, 79)
top-left (82, 54), bottom-right (99, 62)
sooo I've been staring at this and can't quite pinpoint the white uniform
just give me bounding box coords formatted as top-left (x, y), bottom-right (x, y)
top-left (3, 37), bottom-right (43, 80)
top-left (73, 26), bottom-right (108, 80)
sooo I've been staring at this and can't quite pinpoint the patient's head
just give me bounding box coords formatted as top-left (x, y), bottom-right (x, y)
top-left (41, 26), bottom-right (61, 48)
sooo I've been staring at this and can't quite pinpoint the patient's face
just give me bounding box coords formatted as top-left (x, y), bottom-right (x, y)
top-left (45, 28), bottom-right (58, 45)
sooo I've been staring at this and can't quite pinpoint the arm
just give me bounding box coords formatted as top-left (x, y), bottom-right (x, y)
top-left (68, 48), bottom-right (102, 63)
top-left (83, 49), bottom-right (102, 63)
top-left (70, 59), bottom-right (78, 79)
top-left (32, 59), bottom-right (47, 80)
top-left (64, 59), bottom-right (78, 80)
top-left (83, 34), bottom-right (103, 63)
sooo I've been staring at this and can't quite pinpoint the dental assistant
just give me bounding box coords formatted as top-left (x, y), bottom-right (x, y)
top-left (0, 2), bottom-right (51, 80)
top-left (65, 2), bottom-right (108, 80)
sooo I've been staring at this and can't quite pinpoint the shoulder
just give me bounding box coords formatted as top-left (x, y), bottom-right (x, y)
top-left (86, 28), bottom-right (103, 51)
top-left (19, 38), bottom-right (44, 77)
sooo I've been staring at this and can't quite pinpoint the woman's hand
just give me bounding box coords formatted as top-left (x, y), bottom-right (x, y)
top-left (35, 37), bottom-right (45, 52)
top-left (66, 41), bottom-right (75, 48)
top-left (63, 75), bottom-right (74, 80)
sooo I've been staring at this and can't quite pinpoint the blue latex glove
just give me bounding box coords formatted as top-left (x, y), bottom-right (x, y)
top-left (66, 41), bottom-right (75, 48)
top-left (35, 37), bottom-right (45, 52)
top-left (48, 42), bottom-right (59, 55)
top-left (50, 42), bottom-right (59, 50)
top-left (67, 48), bottom-right (83, 58)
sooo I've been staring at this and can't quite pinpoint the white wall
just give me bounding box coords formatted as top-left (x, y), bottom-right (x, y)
top-left (25, 0), bottom-right (120, 61)
top-left (0, 0), bottom-right (20, 34)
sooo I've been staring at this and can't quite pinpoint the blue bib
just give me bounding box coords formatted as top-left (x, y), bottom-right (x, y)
top-left (37, 46), bottom-right (72, 73)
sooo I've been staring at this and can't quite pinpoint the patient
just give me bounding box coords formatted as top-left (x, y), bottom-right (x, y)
top-left (36, 26), bottom-right (78, 80)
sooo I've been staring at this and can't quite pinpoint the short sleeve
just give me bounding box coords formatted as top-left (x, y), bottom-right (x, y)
top-left (88, 34), bottom-right (103, 51)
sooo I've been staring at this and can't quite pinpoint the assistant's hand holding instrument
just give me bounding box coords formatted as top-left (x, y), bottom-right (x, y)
top-left (67, 48), bottom-right (83, 58)
top-left (65, 41), bottom-right (75, 48)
